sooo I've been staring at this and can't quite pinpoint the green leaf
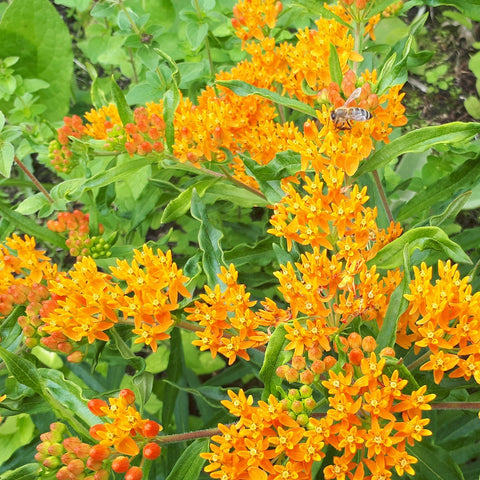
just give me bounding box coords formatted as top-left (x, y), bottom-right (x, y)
top-left (162, 327), bottom-right (183, 430)
top-left (370, 226), bottom-right (471, 270)
top-left (162, 380), bottom-right (225, 409)
top-left (0, 0), bottom-right (73, 121)
top-left (356, 122), bottom-right (480, 176)
top-left (51, 156), bottom-right (158, 201)
top-left (39, 368), bottom-right (99, 430)
top-left (0, 415), bottom-right (35, 465)
top-left (161, 179), bottom-right (218, 223)
top-left (165, 438), bottom-right (209, 480)
top-left (186, 21), bottom-right (209, 50)
top-left (224, 238), bottom-right (276, 267)
top-left (407, 441), bottom-right (465, 480)
top-left (133, 371), bottom-right (154, 409)
top-left (154, 48), bottom-right (180, 151)
top-left (398, 158), bottom-right (480, 221)
top-left (111, 76), bottom-right (134, 124)
top-left (0, 463), bottom-right (39, 480)
top-left (216, 79), bottom-right (317, 117)
top-left (0, 346), bottom-right (43, 393)
top-left (0, 141), bottom-right (14, 177)
top-left (329, 43), bottom-right (342, 86)
top-left (375, 246), bottom-right (410, 350)
top-left (109, 327), bottom-right (146, 373)
top-left (190, 189), bottom-right (225, 288)
top-left (259, 324), bottom-right (290, 400)
top-left (0, 199), bottom-right (66, 248)
top-left (429, 191), bottom-right (471, 227)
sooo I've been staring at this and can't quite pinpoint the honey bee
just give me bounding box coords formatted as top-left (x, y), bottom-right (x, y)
top-left (330, 87), bottom-right (372, 129)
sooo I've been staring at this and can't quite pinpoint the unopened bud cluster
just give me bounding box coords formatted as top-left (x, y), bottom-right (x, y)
top-left (277, 332), bottom-right (395, 386)
top-left (35, 422), bottom-right (109, 480)
top-left (280, 385), bottom-right (317, 426)
top-left (47, 210), bottom-right (110, 260)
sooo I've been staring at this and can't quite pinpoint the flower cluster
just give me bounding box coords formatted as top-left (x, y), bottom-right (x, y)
top-left (0, 234), bottom-right (54, 318)
top-left (400, 260), bottom-right (480, 384)
top-left (47, 209), bottom-right (110, 259)
top-left (204, 355), bottom-right (435, 480)
top-left (36, 391), bottom-right (162, 480)
top-left (40, 245), bottom-right (190, 358)
top-left (88, 389), bottom-right (162, 461)
top-left (52, 1), bottom-right (406, 186)
top-left (186, 264), bottom-right (270, 364)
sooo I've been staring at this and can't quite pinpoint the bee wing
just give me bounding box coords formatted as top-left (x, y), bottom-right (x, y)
top-left (348, 109), bottom-right (370, 121)
top-left (343, 87), bottom-right (362, 107)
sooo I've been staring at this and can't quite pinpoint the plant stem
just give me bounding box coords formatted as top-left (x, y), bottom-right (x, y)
top-left (157, 426), bottom-right (224, 445)
top-left (14, 156), bottom-right (53, 204)
top-left (372, 169), bottom-right (393, 223)
top-left (432, 402), bottom-right (480, 411)
top-left (193, 0), bottom-right (215, 81)
top-left (405, 351), bottom-right (431, 371)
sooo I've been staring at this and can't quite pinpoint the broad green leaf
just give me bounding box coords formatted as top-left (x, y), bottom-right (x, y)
top-left (370, 226), bottom-right (471, 270)
top-left (216, 79), bottom-right (317, 117)
top-left (190, 189), bottom-right (225, 288)
top-left (406, 441), bottom-right (465, 480)
top-left (429, 191), bottom-right (471, 227)
top-left (375, 245), bottom-right (410, 350)
top-left (165, 438), bottom-right (209, 480)
top-left (161, 179), bottom-right (218, 223)
top-left (133, 371), bottom-right (154, 409)
top-left (398, 158), bottom-right (480, 222)
top-left (51, 157), bottom-right (158, 201)
top-left (0, 415), bottom-right (35, 465)
top-left (0, 463), bottom-right (39, 480)
top-left (39, 368), bottom-right (99, 430)
top-left (329, 44), bottom-right (342, 87)
top-left (259, 324), bottom-right (290, 400)
top-left (0, 0), bottom-right (73, 121)
top-left (186, 21), bottom-right (209, 50)
top-left (355, 122), bottom-right (480, 176)
top-left (0, 346), bottom-right (43, 393)
top-left (0, 142), bottom-right (14, 177)
top-left (111, 76), bottom-right (134, 124)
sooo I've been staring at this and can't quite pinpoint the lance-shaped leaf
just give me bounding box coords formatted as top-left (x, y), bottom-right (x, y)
top-left (165, 438), bottom-right (209, 480)
top-left (259, 324), bottom-right (291, 400)
top-left (369, 226), bottom-right (471, 270)
top-left (216, 79), bottom-right (317, 117)
top-left (190, 189), bottom-right (225, 288)
top-left (397, 158), bottom-right (480, 221)
top-left (355, 122), bottom-right (480, 176)
top-left (375, 245), bottom-right (411, 350)
top-left (406, 441), bottom-right (464, 480)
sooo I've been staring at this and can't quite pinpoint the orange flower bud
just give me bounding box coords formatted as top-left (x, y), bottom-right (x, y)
top-left (362, 336), bottom-right (377, 353)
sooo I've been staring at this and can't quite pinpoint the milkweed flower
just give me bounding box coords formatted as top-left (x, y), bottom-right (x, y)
top-left (400, 259), bottom-right (480, 385)
top-left (204, 357), bottom-right (434, 480)
top-left (186, 264), bottom-right (269, 364)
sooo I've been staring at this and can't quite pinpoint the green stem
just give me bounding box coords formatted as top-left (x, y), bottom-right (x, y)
top-left (405, 351), bottom-right (431, 371)
top-left (372, 169), bottom-right (394, 223)
top-left (193, 0), bottom-right (215, 81)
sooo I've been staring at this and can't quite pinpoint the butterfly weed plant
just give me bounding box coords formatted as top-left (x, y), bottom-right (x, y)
top-left (1, 0), bottom-right (480, 479)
